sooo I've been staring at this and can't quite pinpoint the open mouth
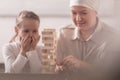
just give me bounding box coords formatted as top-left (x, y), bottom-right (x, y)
top-left (77, 22), bottom-right (85, 24)
top-left (76, 21), bottom-right (85, 25)
top-left (77, 23), bottom-right (86, 27)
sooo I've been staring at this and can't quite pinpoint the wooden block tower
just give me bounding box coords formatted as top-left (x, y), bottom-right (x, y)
top-left (41, 28), bottom-right (57, 73)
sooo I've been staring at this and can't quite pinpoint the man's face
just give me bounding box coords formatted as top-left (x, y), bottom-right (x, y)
top-left (71, 6), bottom-right (97, 31)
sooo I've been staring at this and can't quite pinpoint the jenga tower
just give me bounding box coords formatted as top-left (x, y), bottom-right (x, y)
top-left (41, 28), bottom-right (57, 73)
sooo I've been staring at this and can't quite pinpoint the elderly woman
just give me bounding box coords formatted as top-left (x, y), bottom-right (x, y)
top-left (56, 0), bottom-right (120, 78)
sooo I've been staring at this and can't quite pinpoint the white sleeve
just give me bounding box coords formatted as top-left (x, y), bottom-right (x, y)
top-left (26, 50), bottom-right (42, 73)
top-left (2, 45), bottom-right (28, 73)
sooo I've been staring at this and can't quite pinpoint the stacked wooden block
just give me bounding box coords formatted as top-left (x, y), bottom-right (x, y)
top-left (41, 28), bottom-right (57, 73)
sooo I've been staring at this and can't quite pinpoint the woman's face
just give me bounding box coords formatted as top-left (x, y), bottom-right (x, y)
top-left (70, 6), bottom-right (97, 31)
top-left (15, 18), bottom-right (39, 41)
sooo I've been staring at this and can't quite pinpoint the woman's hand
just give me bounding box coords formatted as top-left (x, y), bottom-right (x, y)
top-left (60, 55), bottom-right (90, 72)
top-left (29, 34), bottom-right (40, 51)
top-left (20, 35), bottom-right (32, 56)
top-left (19, 34), bottom-right (40, 56)
top-left (61, 55), bottom-right (81, 71)
top-left (55, 63), bottom-right (64, 73)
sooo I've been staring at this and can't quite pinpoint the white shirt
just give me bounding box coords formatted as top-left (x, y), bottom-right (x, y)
top-left (2, 42), bottom-right (42, 73)
top-left (56, 20), bottom-right (120, 69)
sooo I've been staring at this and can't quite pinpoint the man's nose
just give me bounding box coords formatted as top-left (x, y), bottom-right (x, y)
top-left (76, 14), bottom-right (82, 22)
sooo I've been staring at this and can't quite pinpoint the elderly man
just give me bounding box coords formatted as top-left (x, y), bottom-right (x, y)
top-left (56, 0), bottom-right (120, 79)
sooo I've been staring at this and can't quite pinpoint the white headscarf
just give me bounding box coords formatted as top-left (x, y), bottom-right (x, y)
top-left (70, 0), bottom-right (99, 12)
